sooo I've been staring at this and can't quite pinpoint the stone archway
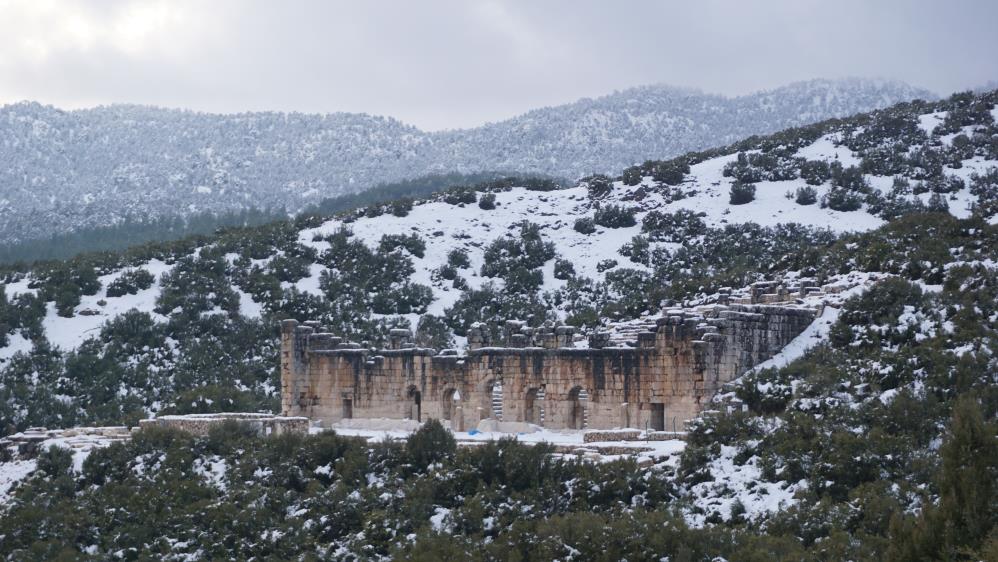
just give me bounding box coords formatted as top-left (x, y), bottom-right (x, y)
top-left (482, 379), bottom-right (503, 421)
top-left (567, 386), bottom-right (588, 430)
top-left (442, 388), bottom-right (459, 422)
top-left (524, 387), bottom-right (545, 426)
top-left (406, 385), bottom-right (422, 422)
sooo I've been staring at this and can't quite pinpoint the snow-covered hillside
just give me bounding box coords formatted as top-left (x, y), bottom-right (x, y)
top-left (1, 91), bottom-right (996, 561)
top-left (0, 78), bottom-right (932, 244)
top-left (0, 95), bottom-right (994, 360)
top-left (0, 89), bottom-right (992, 437)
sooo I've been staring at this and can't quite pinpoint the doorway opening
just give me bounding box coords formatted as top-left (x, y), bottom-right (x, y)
top-left (406, 386), bottom-right (422, 422)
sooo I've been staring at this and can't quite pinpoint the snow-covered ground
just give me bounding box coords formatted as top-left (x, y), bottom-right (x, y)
top-left (683, 438), bottom-right (807, 526)
top-left (0, 428), bottom-right (125, 503)
top-left (326, 423), bottom-right (686, 464)
top-left (39, 259), bottom-right (172, 352)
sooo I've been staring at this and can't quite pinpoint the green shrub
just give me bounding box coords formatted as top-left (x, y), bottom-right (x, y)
top-left (795, 186), bottom-right (818, 205)
top-left (390, 198), bottom-right (413, 217)
top-left (378, 233), bottom-right (426, 258)
top-left (415, 315), bottom-right (453, 349)
top-left (574, 217), bottom-right (597, 234)
top-left (553, 258), bottom-right (575, 280)
top-left (406, 419), bottom-right (456, 471)
top-left (447, 248), bottom-right (470, 269)
top-left (801, 160), bottom-right (831, 185)
top-left (641, 209), bottom-right (707, 242)
top-left (651, 160), bottom-right (690, 185)
top-left (478, 192), bottom-right (496, 210)
top-left (582, 174), bottom-right (614, 199)
top-left (593, 205), bottom-right (637, 228)
top-left (480, 222), bottom-right (555, 281)
top-left (443, 187), bottom-right (477, 205)
top-left (36, 444), bottom-right (74, 478)
top-left (621, 166), bottom-right (643, 186)
top-left (105, 268), bottom-right (155, 298)
top-left (823, 188), bottom-right (863, 211)
top-left (729, 181), bottom-right (756, 205)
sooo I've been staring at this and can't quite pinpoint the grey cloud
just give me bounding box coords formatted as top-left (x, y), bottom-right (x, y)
top-left (0, 0), bottom-right (995, 130)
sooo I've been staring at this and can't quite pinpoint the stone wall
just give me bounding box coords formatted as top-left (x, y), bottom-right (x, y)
top-left (139, 413), bottom-right (309, 437)
top-left (281, 303), bottom-right (816, 431)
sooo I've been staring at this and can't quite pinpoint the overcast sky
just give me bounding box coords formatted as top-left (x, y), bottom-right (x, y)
top-left (1, 0), bottom-right (996, 130)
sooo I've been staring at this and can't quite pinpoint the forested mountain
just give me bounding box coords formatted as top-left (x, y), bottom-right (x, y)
top-left (0, 89), bottom-right (995, 560)
top-left (0, 78), bottom-right (932, 244)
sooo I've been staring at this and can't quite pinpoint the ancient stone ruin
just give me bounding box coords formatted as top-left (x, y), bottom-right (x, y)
top-left (281, 281), bottom-right (824, 432)
top-left (139, 413), bottom-right (308, 436)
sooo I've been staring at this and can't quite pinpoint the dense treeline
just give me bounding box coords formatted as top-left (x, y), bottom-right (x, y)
top-left (1, 395), bottom-right (993, 560)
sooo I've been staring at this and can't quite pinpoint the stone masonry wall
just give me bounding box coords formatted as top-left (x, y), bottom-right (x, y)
top-left (281, 304), bottom-right (816, 431)
top-left (139, 414), bottom-right (309, 437)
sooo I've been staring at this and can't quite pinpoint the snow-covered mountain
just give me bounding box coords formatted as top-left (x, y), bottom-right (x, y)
top-left (0, 78), bottom-right (933, 244)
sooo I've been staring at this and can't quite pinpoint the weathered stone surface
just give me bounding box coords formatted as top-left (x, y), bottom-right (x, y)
top-left (583, 430), bottom-right (641, 443)
top-left (139, 413), bottom-right (308, 436)
top-left (281, 303), bottom-right (817, 431)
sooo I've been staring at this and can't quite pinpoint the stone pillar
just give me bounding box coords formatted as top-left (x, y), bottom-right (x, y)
top-left (620, 402), bottom-right (631, 429)
top-left (468, 323), bottom-right (488, 350)
top-left (589, 331), bottom-right (610, 349)
top-left (555, 326), bottom-right (575, 348)
top-left (280, 319), bottom-right (305, 416)
top-left (389, 328), bottom-right (412, 350)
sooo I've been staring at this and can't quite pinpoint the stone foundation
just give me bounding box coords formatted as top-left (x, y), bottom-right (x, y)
top-left (139, 413), bottom-right (309, 437)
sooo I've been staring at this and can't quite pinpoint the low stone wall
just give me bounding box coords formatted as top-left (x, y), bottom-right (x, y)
top-left (644, 431), bottom-right (687, 441)
top-left (139, 414), bottom-right (309, 437)
top-left (331, 418), bottom-right (423, 432)
top-left (583, 429), bottom-right (688, 443)
top-left (553, 444), bottom-right (655, 455)
top-left (1, 426), bottom-right (134, 459)
top-left (1, 426), bottom-right (133, 444)
top-left (583, 430), bottom-right (641, 443)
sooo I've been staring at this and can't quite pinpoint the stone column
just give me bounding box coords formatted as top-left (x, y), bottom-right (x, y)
top-left (280, 319), bottom-right (300, 416)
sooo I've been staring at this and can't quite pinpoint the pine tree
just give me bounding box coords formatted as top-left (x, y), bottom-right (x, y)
top-left (888, 396), bottom-right (998, 561)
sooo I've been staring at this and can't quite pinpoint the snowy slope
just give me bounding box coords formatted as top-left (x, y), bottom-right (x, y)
top-left (0, 98), bottom-right (994, 359)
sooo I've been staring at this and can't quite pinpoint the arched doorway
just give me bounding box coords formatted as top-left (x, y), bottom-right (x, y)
top-left (442, 388), bottom-right (459, 421)
top-left (524, 387), bottom-right (545, 426)
top-left (406, 386), bottom-right (422, 422)
top-left (483, 379), bottom-right (503, 420)
top-left (567, 386), bottom-right (588, 430)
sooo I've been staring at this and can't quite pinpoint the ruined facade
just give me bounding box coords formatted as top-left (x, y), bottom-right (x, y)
top-left (281, 283), bottom-right (820, 432)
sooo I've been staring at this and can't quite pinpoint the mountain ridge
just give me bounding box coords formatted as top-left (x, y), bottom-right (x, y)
top-left (0, 78), bottom-right (934, 244)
